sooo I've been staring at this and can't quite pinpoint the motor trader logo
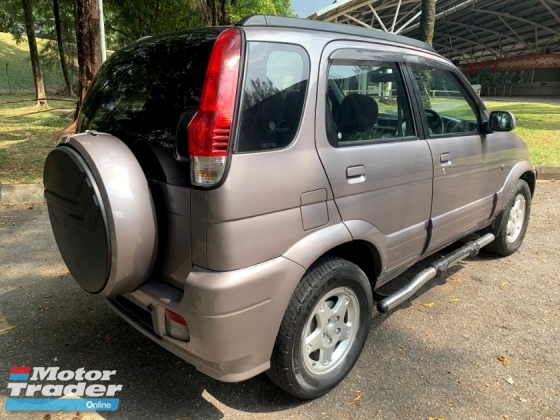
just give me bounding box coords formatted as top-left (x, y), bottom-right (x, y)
top-left (4, 366), bottom-right (122, 411)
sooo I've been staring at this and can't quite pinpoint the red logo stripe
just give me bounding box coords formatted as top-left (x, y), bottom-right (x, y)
top-left (10, 367), bottom-right (31, 374)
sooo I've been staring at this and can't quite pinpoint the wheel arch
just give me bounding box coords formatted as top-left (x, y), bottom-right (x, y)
top-left (489, 172), bottom-right (534, 237)
top-left (283, 222), bottom-right (383, 293)
top-left (322, 240), bottom-right (382, 293)
top-left (495, 160), bottom-right (535, 213)
top-left (520, 170), bottom-right (536, 197)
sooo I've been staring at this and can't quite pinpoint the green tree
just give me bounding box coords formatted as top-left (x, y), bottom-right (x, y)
top-left (22, 0), bottom-right (47, 105)
top-left (52, 0), bottom-right (73, 94)
top-left (2, 0), bottom-right (77, 95)
top-left (75, 0), bottom-right (101, 114)
top-left (104, 0), bottom-right (206, 48)
top-left (2, 0), bottom-right (294, 103)
top-left (228, 0), bottom-right (293, 23)
top-left (104, 0), bottom-right (293, 48)
top-left (417, 0), bottom-right (436, 108)
top-left (195, 0), bottom-right (237, 26)
top-left (0, 10), bottom-right (17, 32)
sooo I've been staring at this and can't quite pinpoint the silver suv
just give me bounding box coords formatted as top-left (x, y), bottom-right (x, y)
top-left (43, 15), bottom-right (535, 399)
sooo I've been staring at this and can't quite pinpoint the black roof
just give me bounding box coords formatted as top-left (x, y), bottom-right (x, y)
top-left (236, 15), bottom-right (436, 53)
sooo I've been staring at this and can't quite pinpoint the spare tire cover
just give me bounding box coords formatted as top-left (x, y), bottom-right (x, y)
top-left (44, 132), bottom-right (157, 298)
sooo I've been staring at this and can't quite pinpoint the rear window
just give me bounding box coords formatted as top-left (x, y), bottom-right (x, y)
top-left (77, 30), bottom-right (221, 148)
top-left (236, 42), bottom-right (309, 152)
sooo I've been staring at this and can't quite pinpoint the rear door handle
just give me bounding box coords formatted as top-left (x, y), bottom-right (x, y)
top-left (440, 152), bottom-right (452, 165)
top-left (346, 165), bottom-right (366, 183)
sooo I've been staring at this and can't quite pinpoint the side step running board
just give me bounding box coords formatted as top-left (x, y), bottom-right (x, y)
top-left (377, 233), bottom-right (495, 313)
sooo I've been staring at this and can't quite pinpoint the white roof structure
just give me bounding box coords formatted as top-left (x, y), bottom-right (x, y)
top-left (309, 0), bottom-right (560, 64)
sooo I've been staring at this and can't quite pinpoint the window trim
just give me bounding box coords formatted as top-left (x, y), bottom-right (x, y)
top-left (233, 41), bottom-right (311, 154)
top-left (337, 135), bottom-right (420, 148)
top-left (405, 63), bottom-right (483, 139)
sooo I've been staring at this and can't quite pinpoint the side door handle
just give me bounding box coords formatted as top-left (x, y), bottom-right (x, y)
top-left (440, 152), bottom-right (452, 165)
top-left (346, 165), bottom-right (366, 183)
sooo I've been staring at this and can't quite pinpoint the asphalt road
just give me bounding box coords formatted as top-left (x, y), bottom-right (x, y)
top-left (1, 181), bottom-right (558, 420)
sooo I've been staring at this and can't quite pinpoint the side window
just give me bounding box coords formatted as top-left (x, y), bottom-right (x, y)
top-left (409, 64), bottom-right (480, 135)
top-left (236, 42), bottom-right (309, 153)
top-left (326, 60), bottom-right (415, 145)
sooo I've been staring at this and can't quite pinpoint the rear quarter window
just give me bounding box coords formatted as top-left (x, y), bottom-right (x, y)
top-left (236, 42), bottom-right (310, 153)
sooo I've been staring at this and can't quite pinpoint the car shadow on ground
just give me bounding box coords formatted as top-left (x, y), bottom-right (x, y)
top-left (0, 243), bottom-right (500, 419)
top-left (1, 272), bottom-right (304, 419)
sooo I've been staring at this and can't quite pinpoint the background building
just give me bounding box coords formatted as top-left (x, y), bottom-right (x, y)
top-left (309, 0), bottom-right (560, 96)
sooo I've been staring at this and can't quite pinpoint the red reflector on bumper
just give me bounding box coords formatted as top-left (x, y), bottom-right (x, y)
top-left (165, 309), bottom-right (190, 341)
top-left (165, 309), bottom-right (187, 325)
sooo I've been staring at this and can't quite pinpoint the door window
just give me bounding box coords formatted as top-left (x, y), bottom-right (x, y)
top-left (409, 64), bottom-right (480, 136)
top-left (326, 60), bottom-right (415, 145)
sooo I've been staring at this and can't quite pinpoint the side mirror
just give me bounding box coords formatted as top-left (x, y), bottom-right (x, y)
top-left (489, 111), bottom-right (516, 132)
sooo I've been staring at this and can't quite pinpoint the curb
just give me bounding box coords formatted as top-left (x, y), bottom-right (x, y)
top-left (1, 166), bottom-right (559, 204)
top-left (536, 166), bottom-right (560, 180)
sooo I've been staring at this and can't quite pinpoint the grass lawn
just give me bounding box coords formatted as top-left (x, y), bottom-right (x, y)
top-left (0, 97), bottom-right (559, 185)
top-left (0, 32), bottom-right (67, 94)
top-left (1, 30), bottom-right (557, 184)
top-left (0, 96), bottom-right (75, 184)
top-left (0, 32), bottom-right (73, 184)
top-left (484, 101), bottom-right (560, 167)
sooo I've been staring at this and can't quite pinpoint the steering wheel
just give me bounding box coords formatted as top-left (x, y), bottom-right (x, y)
top-left (424, 108), bottom-right (444, 134)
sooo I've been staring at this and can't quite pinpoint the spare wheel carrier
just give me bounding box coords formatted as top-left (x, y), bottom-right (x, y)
top-left (43, 132), bottom-right (157, 298)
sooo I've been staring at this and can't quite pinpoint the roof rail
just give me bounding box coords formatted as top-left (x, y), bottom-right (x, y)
top-left (236, 15), bottom-right (435, 53)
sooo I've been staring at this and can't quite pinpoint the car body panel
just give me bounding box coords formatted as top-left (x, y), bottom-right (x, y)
top-left (315, 41), bottom-right (434, 272)
top-left (112, 255), bottom-right (305, 382)
top-left (426, 133), bottom-right (502, 250)
top-left (44, 18), bottom-right (535, 385)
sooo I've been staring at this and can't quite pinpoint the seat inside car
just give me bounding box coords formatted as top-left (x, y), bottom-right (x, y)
top-left (335, 94), bottom-right (379, 141)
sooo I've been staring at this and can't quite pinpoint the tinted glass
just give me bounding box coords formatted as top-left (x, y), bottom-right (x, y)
top-left (327, 60), bottom-right (414, 145)
top-left (409, 64), bottom-right (479, 135)
top-left (78, 30), bottom-right (220, 148)
top-left (236, 42), bottom-right (309, 152)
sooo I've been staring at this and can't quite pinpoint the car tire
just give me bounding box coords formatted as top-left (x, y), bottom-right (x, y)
top-left (486, 179), bottom-right (531, 256)
top-left (267, 257), bottom-right (373, 399)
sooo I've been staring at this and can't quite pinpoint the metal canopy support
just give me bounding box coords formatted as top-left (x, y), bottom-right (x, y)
top-left (474, 8), bottom-right (560, 37)
top-left (391, 0), bottom-right (403, 32)
top-left (440, 21), bottom-right (522, 48)
top-left (310, 0), bottom-right (560, 64)
top-left (540, 0), bottom-right (560, 25)
top-left (497, 15), bottom-right (533, 51)
top-left (368, 3), bottom-right (388, 32)
top-left (395, 10), bottom-right (422, 34)
top-left (435, 33), bottom-right (500, 58)
top-left (343, 13), bottom-right (374, 29)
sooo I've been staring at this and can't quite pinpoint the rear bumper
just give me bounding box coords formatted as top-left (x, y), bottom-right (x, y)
top-left (106, 256), bottom-right (304, 382)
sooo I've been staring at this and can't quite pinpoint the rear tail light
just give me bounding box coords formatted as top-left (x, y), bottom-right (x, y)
top-left (165, 309), bottom-right (190, 341)
top-left (188, 28), bottom-right (241, 187)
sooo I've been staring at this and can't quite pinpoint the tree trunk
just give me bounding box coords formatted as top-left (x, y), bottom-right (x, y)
top-left (418, 0), bottom-right (436, 46)
top-left (418, 0), bottom-right (436, 108)
top-left (74, 0), bottom-right (102, 120)
top-left (22, 0), bottom-right (47, 106)
top-left (53, 0), bottom-right (73, 96)
top-left (220, 0), bottom-right (228, 25)
top-left (197, 0), bottom-right (237, 26)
